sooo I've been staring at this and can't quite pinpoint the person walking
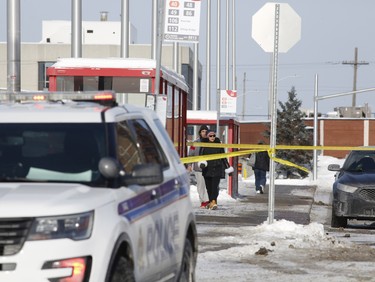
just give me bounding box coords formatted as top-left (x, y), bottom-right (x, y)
top-left (198, 130), bottom-right (233, 210)
top-left (188, 125), bottom-right (210, 208)
top-left (251, 141), bottom-right (270, 194)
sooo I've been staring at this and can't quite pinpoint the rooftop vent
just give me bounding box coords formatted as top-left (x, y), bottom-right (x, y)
top-left (100, 11), bottom-right (108, 21)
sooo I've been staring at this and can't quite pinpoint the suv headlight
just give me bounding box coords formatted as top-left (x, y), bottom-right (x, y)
top-left (27, 211), bottom-right (94, 241)
top-left (337, 183), bottom-right (358, 193)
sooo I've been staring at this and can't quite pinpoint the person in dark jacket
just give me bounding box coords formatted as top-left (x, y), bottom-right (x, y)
top-left (198, 130), bottom-right (233, 210)
top-left (188, 125), bottom-right (210, 208)
top-left (252, 141), bottom-right (270, 194)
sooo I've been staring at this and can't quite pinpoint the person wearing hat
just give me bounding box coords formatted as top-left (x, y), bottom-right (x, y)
top-left (198, 130), bottom-right (234, 210)
top-left (188, 125), bottom-right (210, 208)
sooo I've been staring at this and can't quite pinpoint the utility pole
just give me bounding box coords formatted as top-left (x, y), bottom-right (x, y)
top-left (342, 47), bottom-right (369, 107)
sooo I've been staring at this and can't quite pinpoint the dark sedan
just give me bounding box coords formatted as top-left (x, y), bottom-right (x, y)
top-left (328, 149), bottom-right (375, 228)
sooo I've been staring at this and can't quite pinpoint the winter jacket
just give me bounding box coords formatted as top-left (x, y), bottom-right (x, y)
top-left (199, 137), bottom-right (230, 178)
top-left (253, 150), bottom-right (270, 171)
top-left (188, 136), bottom-right (205, 171)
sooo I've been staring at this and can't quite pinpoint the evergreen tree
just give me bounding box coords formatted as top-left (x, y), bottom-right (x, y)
top-left (265, 87), bottom-right (313, 178)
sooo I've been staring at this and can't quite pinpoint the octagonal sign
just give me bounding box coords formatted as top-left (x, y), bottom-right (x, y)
top-left (252, 3), bottom-right (301, 53)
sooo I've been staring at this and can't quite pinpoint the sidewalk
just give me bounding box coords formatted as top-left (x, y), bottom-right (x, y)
top-left (190, 175), bottom-right (320, 226)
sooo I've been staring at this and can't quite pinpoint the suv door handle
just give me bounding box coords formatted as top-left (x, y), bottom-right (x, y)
top-left (174, 179), bottom-right (182, 189)
top-left (151, 189), bottom-right (158, 200)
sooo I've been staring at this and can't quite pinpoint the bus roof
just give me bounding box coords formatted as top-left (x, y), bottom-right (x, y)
top-left (51, 57), bottom-right (157, 69)
top-left (49, 57), bottom-right (189, 92)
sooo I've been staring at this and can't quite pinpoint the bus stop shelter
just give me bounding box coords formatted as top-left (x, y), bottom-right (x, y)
top-left (187, 110), bottom-right (240, 197)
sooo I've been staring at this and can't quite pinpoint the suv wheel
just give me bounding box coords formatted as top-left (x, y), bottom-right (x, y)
top-left (109, 255), bottom-right (135, 282)
top-left (177, 239), bottom-right (195, 282)
top-left (331, 205), bottom-right (347, 228)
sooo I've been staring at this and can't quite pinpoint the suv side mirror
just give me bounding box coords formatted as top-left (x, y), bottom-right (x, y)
top-left (328, 164), bottom-right (341, 171)
top-left (99, 157), bottom-right (124, 179)
top-left (99, 157), bottom-right (163, 186)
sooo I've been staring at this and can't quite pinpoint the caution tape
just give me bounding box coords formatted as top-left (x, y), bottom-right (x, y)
top-left (182, 148), bottom-right (309, 174)
top-left (182, 142), bottom-right (374, 174)
top-left (186, 142), bottom-right (375, 151)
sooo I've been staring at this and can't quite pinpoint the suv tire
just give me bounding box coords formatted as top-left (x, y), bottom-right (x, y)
top-left (178, 239), bottom-right (195, 282)
top-left (109, 256), bottom-right (135, 282)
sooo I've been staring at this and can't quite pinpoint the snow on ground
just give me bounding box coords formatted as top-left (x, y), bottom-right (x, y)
top-left (191, 156), bottom-right (375, 281)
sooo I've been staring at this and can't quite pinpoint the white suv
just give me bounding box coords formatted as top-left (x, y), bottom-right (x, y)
top-left (0, 92), bottom-right (197, 282)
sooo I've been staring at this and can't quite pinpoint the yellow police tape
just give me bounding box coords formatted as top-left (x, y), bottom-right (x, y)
top-left (182, 142), bottom-right (375, 174)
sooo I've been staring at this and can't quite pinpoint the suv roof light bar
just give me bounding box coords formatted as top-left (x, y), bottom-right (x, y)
top-left (0, 91), bottom-right (116, 103)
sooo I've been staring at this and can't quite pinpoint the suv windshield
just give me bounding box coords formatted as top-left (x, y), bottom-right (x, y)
top-left (0, 123), bottom-right (106, 184)
top-left (343, 150), bottom-right (375, 172)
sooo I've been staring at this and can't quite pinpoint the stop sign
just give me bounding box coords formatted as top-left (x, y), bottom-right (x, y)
top-left (252, 3), bottom-right (301, 53)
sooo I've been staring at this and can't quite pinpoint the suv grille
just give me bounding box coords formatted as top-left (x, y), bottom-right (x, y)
top-left (358, 189), bottom-right (375, 202)
top-left (0, 218), bottom-right (33, 256)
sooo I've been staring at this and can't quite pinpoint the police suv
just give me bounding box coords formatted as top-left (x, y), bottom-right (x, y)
top-left (0, 92), bottom-right (197, 282)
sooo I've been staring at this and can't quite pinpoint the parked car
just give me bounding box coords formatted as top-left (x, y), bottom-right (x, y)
top-left (328, 148), bottom-right (375, 228)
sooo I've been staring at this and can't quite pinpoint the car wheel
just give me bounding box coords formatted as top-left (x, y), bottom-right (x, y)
top-left (331, 205), bottom-right (347, 228)
top-left (109, 255), bottom-right (135, 282)
top-left (177, 238), bottom-right (195, 282)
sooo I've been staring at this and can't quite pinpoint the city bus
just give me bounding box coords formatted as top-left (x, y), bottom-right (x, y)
top-left (47, 57), bottom-right (188, 157)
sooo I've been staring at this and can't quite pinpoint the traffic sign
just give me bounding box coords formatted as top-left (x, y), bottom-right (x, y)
top-left (252, 3), bottom-right (301, 53)
top-left (163, 0), bottom-right (201, 43)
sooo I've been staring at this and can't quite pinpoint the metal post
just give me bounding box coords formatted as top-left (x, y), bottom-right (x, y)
top-left (225, 0), bottom-right (229, 89)
top-left (173, 42), bottom-right (179, 72)
top-left (216, 0), bottom-right (221, 103)
top-left (231, 0), bottom-right (236, 90)
top-left (155, 0), bottom-right (165, 95)
top-left (151, 0), bottom-right (158, 59)
top-left (217, 88), bottom-right (220, 133)
top-left (313, 74), bottom-right (318, 181)
top-left (120, 0), bottom-right (129, 58)
top-left (193, 43), bottom-right (199, 110)
top-left (268, 4), bottom-right (280, 225)
top-left (71, 0), bottom-right (82, 58)
top-left (242, 72), bottom-right (246, 120)
top-left (205, 0), bottom-right (211, 110)
top-left (7, 0), bottom-right (21, 93)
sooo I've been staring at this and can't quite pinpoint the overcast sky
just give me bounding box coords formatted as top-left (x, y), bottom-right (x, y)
top-left (1, 0), bottom-right (375, 116)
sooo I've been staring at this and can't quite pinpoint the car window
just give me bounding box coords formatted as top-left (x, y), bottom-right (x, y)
top-left (116, 122), bottom-right (142, 172)
top-left (116, 119), bottom-right (169, 171)
top-left (344, 151), bottom-right (375, 171)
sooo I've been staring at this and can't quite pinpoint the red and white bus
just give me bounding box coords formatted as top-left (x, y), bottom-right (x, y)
top-left (47, 58), bottom-right (189, 157)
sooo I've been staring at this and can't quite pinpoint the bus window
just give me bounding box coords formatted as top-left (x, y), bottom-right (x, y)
top-left (57, 76), bottom-right (74, 91)
top-left (113, 77), bottom-right (151, 93)
top-left (56, 76), bottom-right (98, 91)
top-left (83, 77), bottom-right (99, 91)
top-left (99, 76), bottom-right (112, 90)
